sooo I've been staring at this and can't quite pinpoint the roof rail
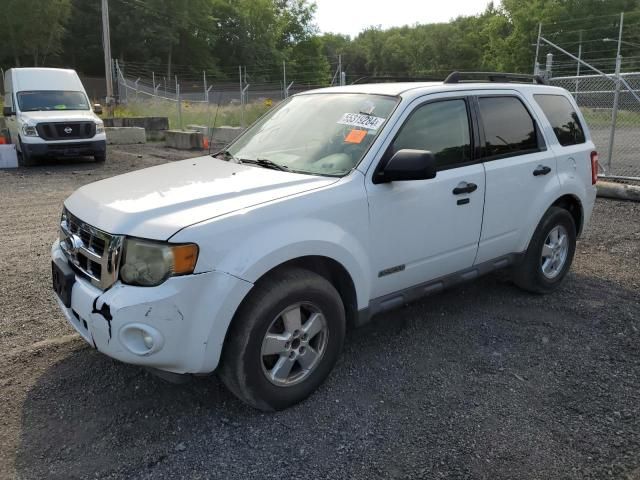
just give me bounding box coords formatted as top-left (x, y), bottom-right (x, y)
top-left (443, 71), bottom-right (547, 85)
top-left (351, 75), bottom-right (441, 85)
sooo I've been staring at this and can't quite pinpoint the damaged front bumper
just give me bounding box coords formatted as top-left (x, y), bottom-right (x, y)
top-left (51, 240), bottom-right (253, 374)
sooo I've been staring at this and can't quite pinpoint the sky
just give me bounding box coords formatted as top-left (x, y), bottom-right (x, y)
top-left (314, 0), bottom-right (494, 38)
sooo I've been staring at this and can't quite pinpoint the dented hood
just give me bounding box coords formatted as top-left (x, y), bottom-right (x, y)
top-left (64, 156), bottom-right (338, 239)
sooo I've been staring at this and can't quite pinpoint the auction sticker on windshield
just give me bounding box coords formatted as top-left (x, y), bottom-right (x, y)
top-left (338, 113), bottom-right (385, 130)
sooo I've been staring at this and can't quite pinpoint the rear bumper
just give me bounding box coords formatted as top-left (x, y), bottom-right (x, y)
top-left (23, 139), bottom-right (106, 157)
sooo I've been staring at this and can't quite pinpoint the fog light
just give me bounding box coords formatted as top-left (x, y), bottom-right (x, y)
top-left (119, 323), bottom-right (164, 356)
top-left (142, 333), bottom-right (154, 349)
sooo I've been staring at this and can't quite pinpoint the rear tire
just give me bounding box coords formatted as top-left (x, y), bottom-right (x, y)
top-left (513, 206), bottom-right (576, 294)
top-left (219, 267), bottom-right (346, 411)
top-left (18, 138), bottom-right (37, 167)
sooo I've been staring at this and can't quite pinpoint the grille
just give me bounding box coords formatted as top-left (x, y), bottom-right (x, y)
top-left (59, 209), bottom-right (123, 290)
top-left (37, 122), bottom-right (96, 140)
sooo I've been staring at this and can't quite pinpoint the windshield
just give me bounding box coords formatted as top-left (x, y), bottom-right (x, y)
top-left (227, 93), bottom-right (399, 176)
top-left (17, 91), bottom-right (90, 112)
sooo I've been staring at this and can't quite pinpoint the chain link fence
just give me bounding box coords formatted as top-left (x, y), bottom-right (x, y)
top-left (114, 61), bottom-right (336, 130)
top-left (549, 72), bottom-right (640, 180)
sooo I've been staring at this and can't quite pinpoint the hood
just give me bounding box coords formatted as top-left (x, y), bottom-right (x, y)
top-left (19, 110), bottom-right (99, 123)
top-left (64, 156), bottom-right (339, 239)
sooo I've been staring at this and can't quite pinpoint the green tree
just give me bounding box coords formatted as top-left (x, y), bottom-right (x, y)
top-left (0, 0), bottom-right (71, 67)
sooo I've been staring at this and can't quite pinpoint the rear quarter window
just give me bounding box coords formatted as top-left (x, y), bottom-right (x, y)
top-left (534, 94), bottom-right (586, 147)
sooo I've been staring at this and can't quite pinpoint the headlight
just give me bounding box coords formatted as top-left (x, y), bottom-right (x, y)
top-left (95, 123), bottom-right (105, 135)
top-left (119, 238), bottom-right (199, 287)
top-left (22, 125), bottom-right (38, 137)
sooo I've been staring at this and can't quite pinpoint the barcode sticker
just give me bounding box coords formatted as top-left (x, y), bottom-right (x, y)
top-left (337, 113), bottom-right (386, 130)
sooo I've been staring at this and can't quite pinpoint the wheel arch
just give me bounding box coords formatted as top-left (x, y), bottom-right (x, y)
top-left (236, 255), bottom-right (359, 331)
top-left (551, 194), bottom-right (584, 236)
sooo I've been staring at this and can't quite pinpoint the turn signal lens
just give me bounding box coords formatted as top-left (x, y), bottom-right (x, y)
top-left (171, 244), bottom-right (199, 275)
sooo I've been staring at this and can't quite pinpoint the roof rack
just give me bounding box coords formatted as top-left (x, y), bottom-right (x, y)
top-left (351, 75), bottom-right (441, 85)
top-left (443, 71), bottom-right (547, 85)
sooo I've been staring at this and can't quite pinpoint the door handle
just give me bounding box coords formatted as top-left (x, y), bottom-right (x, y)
top-left (452, 182), bottom-right (478, 195)
top-left (533, 165), bottom-right (552, 176)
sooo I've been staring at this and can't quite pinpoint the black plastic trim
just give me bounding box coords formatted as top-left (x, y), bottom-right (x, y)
top-left (444, 71), bottom-right (547, 85)
top-left (354, 253), bottom-right (523, 326)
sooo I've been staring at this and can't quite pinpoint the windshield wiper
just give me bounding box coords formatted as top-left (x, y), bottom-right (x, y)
top-left (239, 158), bottom-right (289, 171)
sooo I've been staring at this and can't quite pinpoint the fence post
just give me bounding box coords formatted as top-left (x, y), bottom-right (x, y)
top-left (534, 23), bottom-right (542, 75)
top-left (607, 12), bottom-right (625, 173)
top-left (545, 53), bottom-right (553, 78)
top-left (134, 77), bottom-right (140, 101)
top-left (203, 70), bottom-right (207, 102)
top-left (283, 60), bottom-right (287, 98)
top-left (575, 31), bottom-right (582, 102)
top-left (239, 66), bottom-right (244, 126)
top-left (177, 83), bottom-right (183, 130)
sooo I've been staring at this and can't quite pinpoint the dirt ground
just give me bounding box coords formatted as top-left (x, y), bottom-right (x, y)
top-left (0, 145), bottom-right (639, 479)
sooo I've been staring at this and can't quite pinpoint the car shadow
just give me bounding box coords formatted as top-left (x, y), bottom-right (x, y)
top-left (14, 271), bottom-right (640, 479)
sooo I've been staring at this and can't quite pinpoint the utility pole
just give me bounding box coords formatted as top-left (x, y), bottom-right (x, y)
top-left (608, 12), bottom-right (624, 172)
top-left (101, 0), bottom-right (114, 115)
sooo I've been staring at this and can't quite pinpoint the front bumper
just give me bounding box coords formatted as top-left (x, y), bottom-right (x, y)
top-left (52, 240), bottom-right (253, 374)
top-left (23, 139), bottom-right (106, 158)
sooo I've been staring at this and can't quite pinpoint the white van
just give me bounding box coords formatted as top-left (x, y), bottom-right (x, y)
top-left (3, 68), bottom-right (107, 166)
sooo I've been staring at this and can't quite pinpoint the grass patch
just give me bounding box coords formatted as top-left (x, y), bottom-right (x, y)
top-left (112, 100), bottom-right (274, 129)
top-left (581, 107), bottom-right (640, 128)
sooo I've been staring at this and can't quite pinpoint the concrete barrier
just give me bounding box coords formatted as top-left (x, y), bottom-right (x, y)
top-left (186, 125), bottom-right (244, 145)
top-left (212, 126), bottom-right (244, 144)
top-left (0, 144), bottom-right (18, 168)
top-left (597, 181), bottom-right (640, 202)
top-left (103, 117), bottom-right (169, 141)
top-left (105, 127), bottom-right (146, 145)
top-left (165, 130), bottom-right (203, 150)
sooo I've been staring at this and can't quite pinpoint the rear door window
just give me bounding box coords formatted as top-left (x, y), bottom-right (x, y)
top-left (534, 94), bottom-right (586, 146)
top-left (478, 96), bottom-right (539, 159)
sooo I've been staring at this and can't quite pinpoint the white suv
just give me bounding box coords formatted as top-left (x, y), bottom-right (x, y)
top-left (52, 73), bottom-right (598, 410)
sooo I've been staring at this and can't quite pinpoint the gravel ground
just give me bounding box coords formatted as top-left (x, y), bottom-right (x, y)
top-left (1, 146), bottom-right (639, 480)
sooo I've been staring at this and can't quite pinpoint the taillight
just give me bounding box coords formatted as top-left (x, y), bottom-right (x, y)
top-left (590, 151), bottom-right (599, 185)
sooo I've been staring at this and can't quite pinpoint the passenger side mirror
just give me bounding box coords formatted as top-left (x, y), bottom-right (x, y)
top-left (3, 106), bottom-right (15, 117)
top-left (375, 149), bottom-right (437, 183)
top-left (93, 104), bottom-right (103, 115)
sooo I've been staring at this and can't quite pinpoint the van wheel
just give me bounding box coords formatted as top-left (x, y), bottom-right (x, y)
top-left (219, 267), bottom-right (346, 411)
top-left (94, 153), bottom-right (106, 163)
top-left (513, 206), bottom-right (576, 294)
top-left (18, 138), bottom-right (36, 167)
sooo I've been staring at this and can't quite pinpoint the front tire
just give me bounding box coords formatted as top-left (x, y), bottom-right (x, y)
top-left (94, 152), bottom-right (106, 163)
top-left (219, 267), bottom-right (346, 411)
top-left (513, 206), bottom-right (576, 294)
top-left (18, 138), bottom-right (36, 167)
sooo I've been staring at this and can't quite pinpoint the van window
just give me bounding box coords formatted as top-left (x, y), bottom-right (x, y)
top-left (478, 96), bottom-right (539, 159)
top-left (17, 91), bottom-right (90, 112)
top-left (534, 94), bottom-right (586, 146)
top-left (389, 99), bottom-right (472, 169)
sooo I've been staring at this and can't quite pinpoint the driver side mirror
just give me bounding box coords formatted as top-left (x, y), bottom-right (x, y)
top-left (374, 149), bottom-right (437, 184)
top-left (93, 104), bottom-right (103, 115)
top-left (3, 106), bottom-right (15, 117)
